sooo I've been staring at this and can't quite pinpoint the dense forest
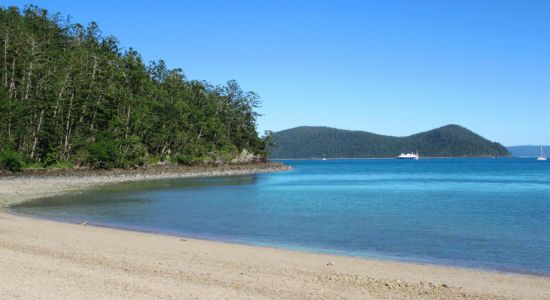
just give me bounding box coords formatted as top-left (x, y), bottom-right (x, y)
top-left (271, 125), bottom-right (510, 159)
top-left (0, 6), bottom-right (269, 171)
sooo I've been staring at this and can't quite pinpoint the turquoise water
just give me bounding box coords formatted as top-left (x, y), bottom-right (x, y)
top-left (12, 159), bottom-right (550, 275)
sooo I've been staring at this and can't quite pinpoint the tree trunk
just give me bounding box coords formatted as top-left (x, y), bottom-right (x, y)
top-left (7, 98), bottom-right (11, 139)
top-left (125, 106), bottom-right (131, 139)
top-left (89, 95), bottom-right (102, 130)
top-left (62, 92), bottom-right (74, 160)
top-left (3, 31), bottom-right (9, 88)
top-left (79, 55), bottom-right (98, 125)
top-left (53, 72), bottom-right (70, 119)
top-left (23, 38), bottom-right (36, 101)
top-left (30, 108), bottom-right (45, 159)
top-left (8, 55), bottom-right (16, 99)
top-left (160, 141), bottom-right (169, 156)
top-left (197, 125), bottom-right (203, 141)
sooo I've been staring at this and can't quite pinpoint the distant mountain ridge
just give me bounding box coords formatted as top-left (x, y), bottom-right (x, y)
top-left (270, 125), bottom-right (510, 159)
top-left (507, 146), bottom-right (550, 158)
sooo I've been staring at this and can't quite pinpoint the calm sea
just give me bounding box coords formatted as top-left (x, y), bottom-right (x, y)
top-left (12, 159), bottom-right (550, 276)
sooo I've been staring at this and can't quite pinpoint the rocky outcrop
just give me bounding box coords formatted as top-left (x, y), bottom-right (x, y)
top-left (231, 149), bottom-right (264, 164)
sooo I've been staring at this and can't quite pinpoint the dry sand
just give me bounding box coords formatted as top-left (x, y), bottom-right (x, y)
top-left (1, 169), bottom-right (549, 299)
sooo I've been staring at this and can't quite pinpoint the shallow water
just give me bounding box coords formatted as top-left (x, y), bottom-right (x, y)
top-left (13, 158), bottom-right (550, 275)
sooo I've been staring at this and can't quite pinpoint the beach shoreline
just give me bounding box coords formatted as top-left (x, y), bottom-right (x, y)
top-left (1, 166), bottom-right (550, 299)
top-left (0, 163), bottom-right (289, 208)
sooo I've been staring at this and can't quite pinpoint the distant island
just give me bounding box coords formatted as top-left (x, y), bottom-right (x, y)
top-left (507, 146), bottom-right (550, 158)
top-left (270, 125), bottom-right (510, 159)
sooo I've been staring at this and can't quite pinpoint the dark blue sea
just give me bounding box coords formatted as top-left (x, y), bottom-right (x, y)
top-left (12, 159), bottom-right (550, 276)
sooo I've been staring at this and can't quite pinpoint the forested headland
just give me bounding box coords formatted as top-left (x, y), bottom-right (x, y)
top-left (0, 5), bottom-right (270, 171)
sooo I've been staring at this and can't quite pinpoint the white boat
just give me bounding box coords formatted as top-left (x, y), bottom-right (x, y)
top-left (537, 146), bottom-right (547, 161)
top-left (397, 152), bottom-right (419, 160)
top-left (322, 154), bottom-right (327, 161)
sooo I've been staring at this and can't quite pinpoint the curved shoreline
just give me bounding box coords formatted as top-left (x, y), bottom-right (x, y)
top-left (0, 163), bottom-right (290, 208)
top-left (10, 206), bottom-right (549, 280)
top-left (1, 165), bottom-right (550, 299)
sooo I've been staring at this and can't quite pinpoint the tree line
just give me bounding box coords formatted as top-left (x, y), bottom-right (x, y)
top-left (0, 5), bottom-right (269, 171)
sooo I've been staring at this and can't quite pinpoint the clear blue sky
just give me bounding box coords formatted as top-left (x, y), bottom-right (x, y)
top-left (6, 0), bottom-right (550, 145)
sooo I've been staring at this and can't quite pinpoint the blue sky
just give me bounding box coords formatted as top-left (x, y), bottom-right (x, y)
top-left (6, 0), bottom-right (550, 145)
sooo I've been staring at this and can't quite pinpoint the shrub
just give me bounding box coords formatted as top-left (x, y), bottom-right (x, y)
top-left (145, 154), bottom-right (162, 165)
top-left (172, 153), bottom-right (196, 166)
top-left (85, 139), bottom-right (120, 169)
top-left (42, 150), bottom-right (60, 168)
top-left (23, 162), bottom-right (43, 169)
top-left (172, 143), bottom-right (209, 166)
top-left (84, 138), bottom-right (146, 169)
top-left (121, 140), bottom-right (146, 168)
top-left (0, 150), bottom-right (24, 172)
top-left (219, 144), bottom-right (238, 162)
top-left (47, 161), bottom-right (76, 169)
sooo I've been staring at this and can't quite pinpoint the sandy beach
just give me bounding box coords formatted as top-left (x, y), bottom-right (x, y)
top-left (1, 168), bottom-right (549, 299)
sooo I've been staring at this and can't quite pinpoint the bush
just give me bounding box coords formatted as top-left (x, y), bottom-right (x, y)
top-left (145, 154), bottom-right (162, 165)
top-left (172, 143), bottom-right (209, 166)
top-left (172, 153), bottom-right (197, 166)
top-left (219, 144), bottom-right (238, 162)
top-left (121, 140), bottom-right (146, 168)
top-left (47, 161), bottom-right (76, 169)
top-left (85, 140), bottom-right (120, 169)
top-left (84, 138), bottom-right (146, 169)
top-left (42, 150), bottom-right (60, 168)
top-left (23, 162), bottom-right (43, 169)
top-left (0, 150), bottom-right (24, 172)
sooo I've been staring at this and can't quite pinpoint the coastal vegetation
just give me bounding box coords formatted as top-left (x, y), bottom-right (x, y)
top-left (270, 125), bottom-right (510, 159)
top-left (0, 5), bottom-right (268, 171)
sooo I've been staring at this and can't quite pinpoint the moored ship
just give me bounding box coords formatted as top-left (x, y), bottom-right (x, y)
top-left (537, 146), bottom-right (547, 161)
top-left (397, 152), bottom-right (420, 160)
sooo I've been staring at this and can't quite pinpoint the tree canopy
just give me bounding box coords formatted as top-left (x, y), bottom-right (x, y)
top-left (0, 5), bottom-right (268, 169)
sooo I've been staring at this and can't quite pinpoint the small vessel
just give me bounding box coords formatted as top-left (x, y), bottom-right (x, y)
top-left (537, 146), bottom-right (547, 161)
top-left (322, 154), bottom-right (327, 161)
top-left (397, 152), bottom-right (420, 160)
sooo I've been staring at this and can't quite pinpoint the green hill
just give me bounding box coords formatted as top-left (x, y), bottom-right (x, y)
top-left (270, 125), bottom-right (510, 159)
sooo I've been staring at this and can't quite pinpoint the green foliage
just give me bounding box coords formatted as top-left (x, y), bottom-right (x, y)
top-left (113, 136), bottom-right (146, 168)
top-left (172, 143), bottom-right (209, 166)
top-left (172, 154), bottom-right (194, 166)
top-left (145, 155), bottom-right (162, 165)
top-left (86, 139), bottom-right (121, 169)
top-left (0, 150), bottom-right (23, 172)
top-left (271, 125), bottom-right (511, 159)
top-left (219, 144), bottom-right (238, 162)
top-left (46, 161), bottom-right (76, 169)
top-left (42, 150), bottom-right (60, 168)
top-left (0, 6), bottom-right (265, 169)
top-left (23, 162), bottom-right (43, 169)
top-left (83, 138), bottom-right (147, 169)
top-left (260, 130), bottom-right (276, 158)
